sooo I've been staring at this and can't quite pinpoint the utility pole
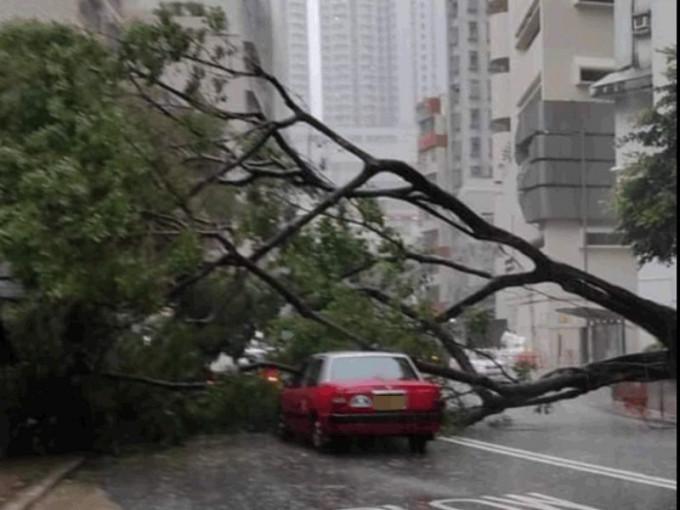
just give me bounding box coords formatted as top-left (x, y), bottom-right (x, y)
top-left (580, 127), bottom-right (591, 362)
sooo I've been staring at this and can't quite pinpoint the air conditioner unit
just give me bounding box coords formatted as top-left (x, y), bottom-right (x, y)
top-left (633, 13), bottom-right (652, 35)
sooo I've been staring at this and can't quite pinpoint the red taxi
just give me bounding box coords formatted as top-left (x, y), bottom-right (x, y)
top-left (277, 352), bottom-right (443, 453)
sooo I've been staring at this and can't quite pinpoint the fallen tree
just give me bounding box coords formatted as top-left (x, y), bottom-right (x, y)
top-left (116, 10), bottom-right (675, 424)
top-left (0, 12), bottom-right (675, 441)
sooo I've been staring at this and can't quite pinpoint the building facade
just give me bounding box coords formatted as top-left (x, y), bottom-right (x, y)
top-left (442, 0), bottom-right (496, 308)
top-left (269, 0), bottom-right (312, 156)
top-left (410, 0), bottom-right (448, 102)
top-left (591, 0), bottom-right (678, 346)
top-left (314, 0), bottom-right (422, 241)
top-left (489, 0), bottom-right (641, 368)
top-left (0, 0), bottom-right (124, 32)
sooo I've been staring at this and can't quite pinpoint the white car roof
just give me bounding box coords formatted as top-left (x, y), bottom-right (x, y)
top-left (316, 351), bottom-right (409, 359)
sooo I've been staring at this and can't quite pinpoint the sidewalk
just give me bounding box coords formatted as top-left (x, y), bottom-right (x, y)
top-left (0, 456), bottom-right (85, 510)
top-left (585, 386), bottom-right (677, 426)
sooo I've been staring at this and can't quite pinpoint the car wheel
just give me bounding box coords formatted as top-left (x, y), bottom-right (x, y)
top-left (276, 408), bottom-right (292, 441)
top-left (408, 435), bottom-right (428, 455)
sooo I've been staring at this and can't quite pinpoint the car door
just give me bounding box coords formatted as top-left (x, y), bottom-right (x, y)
top-left (283, 358), bottom-right (322, 434)
top-left (280, 360), bottom-right (306, 433)
top-left (297, 357), bottom-right (324, 436)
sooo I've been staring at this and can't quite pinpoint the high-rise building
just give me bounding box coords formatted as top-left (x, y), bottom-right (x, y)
top-left (410, 0), bottom-right (448, 102)
top-left (489, 0), bottom-right (641, 368)
top-left (126, 0), bottom-right (275, 119)
top-left (314, 0), bottom-right (421, 241)
top-left (319, 0), bottom-right (400, 129)
top-left (416, 97), bottom-right (453, 312)
top-left (442, 0), bottom-right (496, 307)
top-left (590, 0), bottom-right (678, 345)
top-left (0, 0), bottom-right (124, 32)
top-left (269, 0), bottom-right (312, 156)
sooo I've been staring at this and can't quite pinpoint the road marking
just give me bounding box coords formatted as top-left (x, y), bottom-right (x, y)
top-left (438, 436), bottom-right (677, 491)
top-left (430, 492), bottom-right (602, 510)
top-left (340, 493), bottom-right (604, 510)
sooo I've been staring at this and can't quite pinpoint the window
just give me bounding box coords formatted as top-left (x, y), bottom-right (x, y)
top-left (489, 0), bottom-right (508, 15)
top-left (419, 117), bottom-right (435, 136)
top-left (587, 232), bottom-right (626, 246)
top-left (470, 109), bottom-right (481, 129)
top-left (469, 51), bottom-right (479, 71)
top-left (451, 26), bottom-right (460, 46)
top-left (579, 68), bottom-right (611, 84)
top-left (469, 22), bottom-right (478, 42)
top-left (451, 55), bottom-right (460, 76)
top-left (302, 359), bottom-right (324, 387)
top-left (470, 79), bottom-right (481, 100)
top-left (451, 112), bottom-right (461, 132)
top-left (468, 0), bottom-right (479, 13)
top-left (329, 356), bottom-right (419, 382)
top-left (489, 57), bottom-right (510, 74)
top-left (450, 0), bottom-right (458, 18)
top-left (471, 165), bottom-right (492, 178)
top-left (491, 117), bottom-right (511, 133)
top-left (471, 137), bottom-right (481, 159)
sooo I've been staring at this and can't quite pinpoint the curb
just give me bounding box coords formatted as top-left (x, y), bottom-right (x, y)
top-left (592, 401), bottom-right (677, 427)
top-left (610, 401), bottom-right (677, 426)
top-left (1, 456), bottom-right (85, 510)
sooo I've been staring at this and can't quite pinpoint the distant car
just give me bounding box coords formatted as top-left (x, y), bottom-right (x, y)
top-left (448, 350), bottom-right (512, 382)
top-left (277, 352), bottom-right (444, 454)
top-left (467, 351), bottom-right (511, 381)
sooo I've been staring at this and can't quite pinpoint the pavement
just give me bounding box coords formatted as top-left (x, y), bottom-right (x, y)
top-left (23, 389), bottom-right (675, 510)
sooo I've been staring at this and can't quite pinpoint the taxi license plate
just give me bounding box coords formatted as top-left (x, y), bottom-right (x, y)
top-left (372, 394), bottom-right (406, 411)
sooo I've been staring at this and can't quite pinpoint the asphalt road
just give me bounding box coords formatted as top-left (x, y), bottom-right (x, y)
top-left (72, 391), bottom-right (676, 510)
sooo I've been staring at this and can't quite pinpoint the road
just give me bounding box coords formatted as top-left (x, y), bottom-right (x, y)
top-left (58, 390), bottom-right (676, 510)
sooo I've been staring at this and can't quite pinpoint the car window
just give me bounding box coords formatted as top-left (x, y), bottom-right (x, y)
top-left (302, 358), bottom-right (324, 387)
top-left (329, 356), bottom-right (418, 382)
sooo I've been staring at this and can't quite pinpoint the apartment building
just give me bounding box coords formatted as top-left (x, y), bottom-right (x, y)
top-left (489, 0), bottom-right (641, 368)
top-left (410, 0), bottom-right (448, 102)
top-left (270, 0), bottom-right (312, 156)
top-left (590, 0), bottom-right (677, 346)
top-left (442, 0), bottom-right (496, 308)
top-left (0, 0), bottom-right (124, 33)
top-left (416, 97), bottom-right (454, 311)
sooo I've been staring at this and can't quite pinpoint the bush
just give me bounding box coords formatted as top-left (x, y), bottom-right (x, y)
top-left (0, 303), bottom-right (280, 456)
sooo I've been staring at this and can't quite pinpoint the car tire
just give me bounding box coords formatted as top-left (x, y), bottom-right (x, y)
top-left (276, 408), bottom-right (292, 441)
top-left (408, 435), bottom-right (428, 455)
top-left (311, 419), bottom-right (328, 451)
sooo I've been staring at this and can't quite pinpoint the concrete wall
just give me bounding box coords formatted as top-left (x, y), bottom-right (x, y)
top-left (0, 0), bottom-right (80, 23)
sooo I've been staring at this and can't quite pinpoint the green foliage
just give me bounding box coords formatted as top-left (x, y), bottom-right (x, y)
top-left (0, 22), bottom-right (199, 311)
top-left (267, 217), bottom-right (443, 366)
top-left (616, 47), bottom-right (677, 265)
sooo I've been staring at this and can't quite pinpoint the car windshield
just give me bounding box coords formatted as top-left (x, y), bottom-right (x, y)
top-left (329, 356), bottom-right (419, 382)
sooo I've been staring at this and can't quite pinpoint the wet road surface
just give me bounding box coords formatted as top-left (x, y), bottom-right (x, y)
top-left (72, 392), bottom-right (676, 510)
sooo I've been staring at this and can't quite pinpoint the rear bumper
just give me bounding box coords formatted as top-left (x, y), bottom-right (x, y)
top-left (326, 411), bottom-right (441, 436)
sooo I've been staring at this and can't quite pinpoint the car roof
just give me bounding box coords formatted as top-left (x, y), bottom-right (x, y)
top-left (312, 351), bottom-right (409, 360)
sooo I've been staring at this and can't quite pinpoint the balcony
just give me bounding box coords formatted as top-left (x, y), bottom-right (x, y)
top-left (515, 0), bottom-right (540, 51)
top-left (418, 133), bottom-right (448, 153)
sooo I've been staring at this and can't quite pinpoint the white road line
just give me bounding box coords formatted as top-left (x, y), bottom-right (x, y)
top-left (438, 436), bottom-right (677, 491)
top-left (453, 436), bottom-right (676, 486)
